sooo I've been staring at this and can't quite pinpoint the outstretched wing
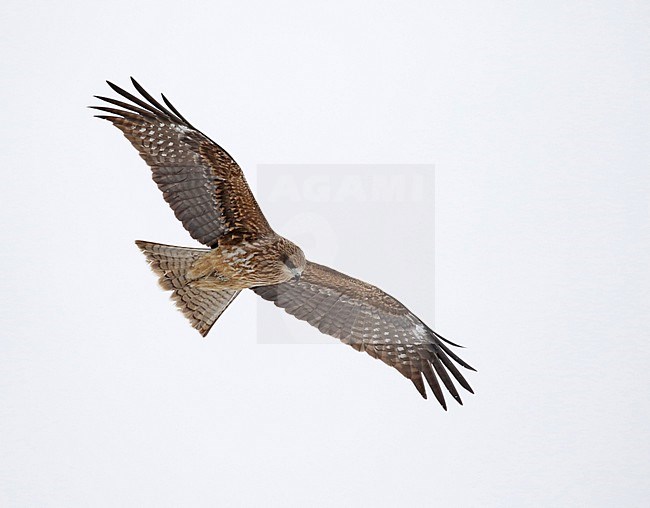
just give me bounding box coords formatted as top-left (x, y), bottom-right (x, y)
top-left (252, 261), bottom-right (475, 409)
top-left (92, 78), bottom-right (272, 247)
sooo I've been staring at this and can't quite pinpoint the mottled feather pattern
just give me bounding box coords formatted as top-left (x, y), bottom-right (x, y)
top-left (92, 78), bottom-right (271, 247)
top-left (135, 241), bottom-right (240, 336)
top-left (253, 262), bottom-right (475, 410)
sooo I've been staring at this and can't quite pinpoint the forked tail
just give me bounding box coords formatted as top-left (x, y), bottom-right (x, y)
top-left (135, 240), bottom-right (240, 336)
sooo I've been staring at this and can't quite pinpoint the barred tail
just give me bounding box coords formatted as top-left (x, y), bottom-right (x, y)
top-left (135, 240), bottom-right (240, 336)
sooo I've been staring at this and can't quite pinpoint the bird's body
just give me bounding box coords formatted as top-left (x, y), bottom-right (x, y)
top-left (93, 79), bottom-right (476, 410)
top-left (185, 235), bottom-right (305, 290)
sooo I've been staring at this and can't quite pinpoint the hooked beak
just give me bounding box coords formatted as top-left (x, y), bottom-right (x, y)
top-left (291, 268), bottom-right (302, 282)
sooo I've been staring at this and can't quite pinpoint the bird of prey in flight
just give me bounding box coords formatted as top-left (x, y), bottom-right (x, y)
top-left (92, 78), bottom-right (475, 410)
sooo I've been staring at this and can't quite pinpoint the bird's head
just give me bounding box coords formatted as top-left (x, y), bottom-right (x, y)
top-left (280, 241), bottom-right (306, 282)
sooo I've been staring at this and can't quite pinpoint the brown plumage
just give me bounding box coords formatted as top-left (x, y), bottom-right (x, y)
top-left (93, 78), bottom-right (475, 410)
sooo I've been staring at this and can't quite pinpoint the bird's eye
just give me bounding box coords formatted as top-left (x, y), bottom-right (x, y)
top-left (281, 254), bottom-right (296, 270)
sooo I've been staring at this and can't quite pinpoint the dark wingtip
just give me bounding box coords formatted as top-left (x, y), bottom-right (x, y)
top-left (422, 360), bottom-right (450, 410)
top-left (105, 80), bottom-right (136, 101)
top-left (94, 95), bottom-right (117, 104)
top-left (88, 105), bottom-right (113, 113)
top-left (437, 340), bottom-right (477, 371)
top-left (161, 92), bottom-right (191, 125)
top-left (427, 326), bottom-right (465, 348)
top-left (412, 377), bottom-right (428, 399)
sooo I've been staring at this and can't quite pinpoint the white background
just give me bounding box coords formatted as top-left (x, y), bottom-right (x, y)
top-left (2, 1), bottom-right (649, 506)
